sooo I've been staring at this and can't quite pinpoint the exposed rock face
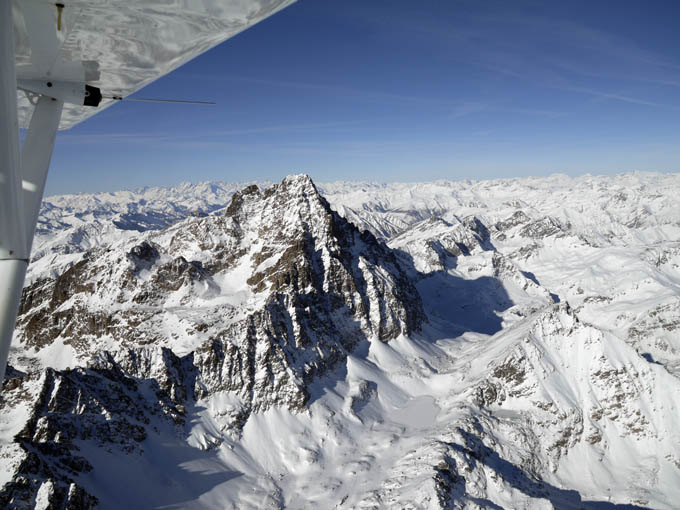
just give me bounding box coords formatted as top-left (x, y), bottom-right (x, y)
top-left (388, 216), bottom-right (492, 274)
top-left (1, 366), bottom-right (142, 509)
top-left (626, 300), bottom-right (680, 375)
top-left (4, 172), bottom-right (680, 509)
top-left (2, 175), bottom-right (424, 508)
top-left (16, 175), bottom-right (423, 412)
top-left (470, 303), bottom-right (672, 472)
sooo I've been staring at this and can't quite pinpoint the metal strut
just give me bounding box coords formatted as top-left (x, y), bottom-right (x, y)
top-left (0, 1), bottom-right (63, 383)
top-left (0, 0), bottom-right (25, 384)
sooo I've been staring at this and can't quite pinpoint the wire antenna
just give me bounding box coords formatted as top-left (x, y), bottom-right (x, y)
top-left (104, 95), bottom-right (216, 105)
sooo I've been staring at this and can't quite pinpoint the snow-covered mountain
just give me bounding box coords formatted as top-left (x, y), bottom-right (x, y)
top-left (29, 181), bottom-right (272, 284)
top-left (2, 172), bottom-right (680, 509)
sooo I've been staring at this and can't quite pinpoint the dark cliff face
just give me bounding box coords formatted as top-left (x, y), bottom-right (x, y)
top-left (2, 175), bottom-right (425, 508)
top-left (15, 175), bottom-right (424, 410)
top-left (0, 351), bottom-right (188, 510)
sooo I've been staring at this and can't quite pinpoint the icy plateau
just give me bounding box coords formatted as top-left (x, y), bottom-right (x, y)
top-left (1, 172), bottom-right (680, 509)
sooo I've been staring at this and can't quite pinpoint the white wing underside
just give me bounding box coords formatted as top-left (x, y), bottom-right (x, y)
top-left (12, 0), bottom-right (296, 130)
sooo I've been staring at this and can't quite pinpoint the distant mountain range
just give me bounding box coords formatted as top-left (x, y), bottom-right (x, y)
top-left (2, 172), bottom-right (679, 509)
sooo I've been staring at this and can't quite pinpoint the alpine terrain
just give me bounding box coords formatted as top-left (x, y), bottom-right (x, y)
top-left (1, 172), bottom-right (679, 509)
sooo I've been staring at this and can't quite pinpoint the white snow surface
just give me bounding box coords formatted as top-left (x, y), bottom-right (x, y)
top-left (29, 181), bottom-right (271, 284)
top-left (4, 171), bottom-right (680, 509)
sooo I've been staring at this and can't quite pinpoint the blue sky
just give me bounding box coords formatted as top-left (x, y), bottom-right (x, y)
top-left (46, 0), bottom-right (680, 194)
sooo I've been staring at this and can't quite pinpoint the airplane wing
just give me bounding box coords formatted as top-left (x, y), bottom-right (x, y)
top-left (12, 0), bottom-right (297, 130)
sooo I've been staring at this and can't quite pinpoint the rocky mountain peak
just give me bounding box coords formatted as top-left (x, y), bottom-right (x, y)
top-left (278, 172), bottom-right (319, 194)
top-left (5, 172), bottom-right (680, 509)
top-left (14, 172), bottom-right (425, 413)
top-left (3, 175), bottom-right (426, 507)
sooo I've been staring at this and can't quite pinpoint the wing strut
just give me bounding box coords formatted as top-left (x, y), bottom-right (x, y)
top-left (0, 0), bottom-right (26, 384)
top-left (0, 2), bottom-right (64, 383)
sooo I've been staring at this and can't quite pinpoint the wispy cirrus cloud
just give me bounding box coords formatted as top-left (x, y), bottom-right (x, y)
top-left (57, 119), bottom-right (371, 146)
top-left (561, 85), bottom-right (679, 109)
top-left (450, 100), bottom-right (566, 119)
top-left (347, 3), bottom-right (680, 111)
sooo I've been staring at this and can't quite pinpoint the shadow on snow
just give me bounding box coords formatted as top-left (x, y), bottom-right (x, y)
top-left (450, 428), bottom-right (651, 510)
top-left (393, 247), bottom-right (513, 338)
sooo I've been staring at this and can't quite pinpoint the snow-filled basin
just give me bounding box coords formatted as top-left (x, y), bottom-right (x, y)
top-left (389, 395), bottom-right (440, 428)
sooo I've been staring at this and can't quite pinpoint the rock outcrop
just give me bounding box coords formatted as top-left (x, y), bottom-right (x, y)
top-left (2, 175), bottom-right (424, 508)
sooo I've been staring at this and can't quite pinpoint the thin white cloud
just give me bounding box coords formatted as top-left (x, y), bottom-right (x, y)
top-left (563, 85), bottom-right (679, 109)
top-left (57, 119), bottom-right (371, 146)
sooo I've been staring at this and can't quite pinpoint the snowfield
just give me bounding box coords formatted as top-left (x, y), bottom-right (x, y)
top-left (2, 172), bottom-right (680, 509)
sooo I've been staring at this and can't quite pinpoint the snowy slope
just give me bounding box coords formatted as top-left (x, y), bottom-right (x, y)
top-left (2, 172), bottom-right (680, 509)
top-left (29, 181), bottom-right (271, 283)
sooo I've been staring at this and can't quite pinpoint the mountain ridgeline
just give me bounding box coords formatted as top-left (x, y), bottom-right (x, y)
top-left (2, 172), bottom-right (680, 509)
top-left (1, 175), bottom-right (424, 508)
